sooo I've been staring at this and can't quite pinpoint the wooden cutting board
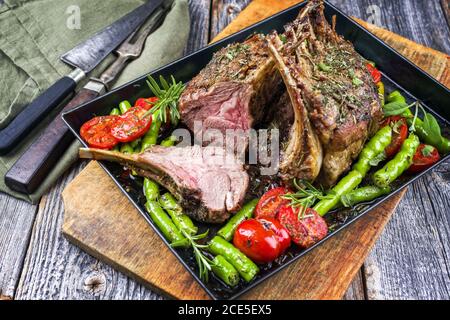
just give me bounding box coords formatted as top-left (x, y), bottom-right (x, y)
top-left (61, 0), bottom-right (450, 300)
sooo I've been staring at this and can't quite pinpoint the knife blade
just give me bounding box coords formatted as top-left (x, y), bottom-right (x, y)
top-left (4, 1), bottom-right (173, 195)
top-left (0, 0), bottom-right (165, 155)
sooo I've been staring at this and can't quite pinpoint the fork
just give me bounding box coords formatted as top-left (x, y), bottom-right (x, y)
top-left (95, 1), bottom-right (172, 90)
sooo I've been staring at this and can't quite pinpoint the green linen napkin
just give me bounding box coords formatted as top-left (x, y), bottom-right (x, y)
top-left (0, 0), bottom-right (190, 203)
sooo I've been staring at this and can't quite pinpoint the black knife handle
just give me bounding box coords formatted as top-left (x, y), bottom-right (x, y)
top-left (5, 88), bottom-right (100, 194)
top-left (0, 76), bottom-right (78, 155)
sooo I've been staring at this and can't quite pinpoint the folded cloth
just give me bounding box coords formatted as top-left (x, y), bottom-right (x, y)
top-left (0, 0), bottom-right (190, 203)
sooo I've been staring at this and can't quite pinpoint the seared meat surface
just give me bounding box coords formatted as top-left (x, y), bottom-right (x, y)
top-left (268, 0), bottom-right (382, 186)
top-left (179, 34), bottom-right (282, 148)
top-left (79, 146), bottom-right (249, 224)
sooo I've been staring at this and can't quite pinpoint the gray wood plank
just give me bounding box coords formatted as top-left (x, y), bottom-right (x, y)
top-left (441, 0), bottom-right (450, 28)
top-left (343, 270), bottom-right (366, 300)
top-left (0, 195), bottom-right (37, 299)
top-left (330, 0), bottom-right (450, 54)
top-left (364, 162), bottom-right (450, 300)
top-left (210, 0), bottom-right (252, 40)
top-left (184, 0), bottom-right (211, 55)
top-left (15, 162), bottom-right (162, 300)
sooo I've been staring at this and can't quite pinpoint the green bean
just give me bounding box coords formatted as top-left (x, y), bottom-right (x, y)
top-left (211, 255), bottom-right (240, 287)
top-left (141, 118), bottom-right (161, 152)
top-left (341, 185), bottom-right (391, 207)
top-left (110, 108), bottom-right (120, 116)
top-left (313, 170), bottom-right (364, 216)
top-left (161, 136), bottom-right (177, 147)
top-left (130, 138), bottom-right (141, 150)
top-left (217, 199), bottom-right (258, 241)
top-left (145, 201), bottom-right (188, 248)
top-left (143, 178), bottom-right (160, 201)
top-left (119, 100), bottom-right (132, 114)
top-left (120, 143), bottom-right (135, 154)
top-left (208, 236), bottom-right (259, 282)
top-left (373, 133), bottom-right (420, 187)
top-left (387, 90), bottom-right (406, 104)
top-left (352, 126), bottom-right (393, 176)
top-left (159, 193), bottom-right (197, 235)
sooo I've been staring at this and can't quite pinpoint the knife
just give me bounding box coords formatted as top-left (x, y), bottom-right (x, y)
top-left (0, 0), bottom-right (165, 155)
top-left (5, 1), bottom-right (173, 195)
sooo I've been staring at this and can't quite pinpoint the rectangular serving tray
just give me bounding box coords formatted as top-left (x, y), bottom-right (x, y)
top-left (62, 0), bottom-right (450, 300)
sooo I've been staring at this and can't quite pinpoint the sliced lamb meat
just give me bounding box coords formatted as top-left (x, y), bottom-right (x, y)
top-left (79, 145), bottom-right (249, 224)
top-left (179, 34), bottom-right (282, 149)
top-left (268, 0), bottom-right (382, 187)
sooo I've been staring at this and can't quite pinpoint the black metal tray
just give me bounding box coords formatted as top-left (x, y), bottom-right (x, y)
top-left (62, 0), bottom-right (450, 300)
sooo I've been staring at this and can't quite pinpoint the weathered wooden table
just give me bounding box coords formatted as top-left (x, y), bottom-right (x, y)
top-left (0, 0), bottom-right (449, 300)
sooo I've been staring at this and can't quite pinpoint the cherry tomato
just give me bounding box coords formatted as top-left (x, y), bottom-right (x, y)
top-left (278, 206), bottom-right (328, 249)
top-left (382, 116), bottom-right (408, 158)
top-left (255, 187), bottom-right (291, 219)
top-left (408, 144), bottom-right (440, 173)
top-left (366, 63), bottom-right (382, 83)
top-left (134, 97), bottom-right (158, 110)
top-left (110, 107), bottom-right (152, 143)
top-left (80, 115), bottom-right (119, 149)
top-left (233, 218), bottom-right (291, 264)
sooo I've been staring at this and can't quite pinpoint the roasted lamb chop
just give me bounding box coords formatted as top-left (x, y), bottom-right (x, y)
top-left (79, 146), bottom-right (249, 223)
top-left (268, 0), bottom-right (383, 187)
top-left (179, 33), bottom-right (282, 148)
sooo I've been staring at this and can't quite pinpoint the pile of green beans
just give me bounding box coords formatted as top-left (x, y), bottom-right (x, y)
top-left (314, 126), bottom-right (393, 216)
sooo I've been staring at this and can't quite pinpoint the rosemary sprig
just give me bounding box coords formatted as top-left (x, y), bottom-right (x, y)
top-left (143, 75), bottom-right (185, 125)
top-left (282, 180), bottom-right (329, 220)
top-left (171, 229), bottom-right (214, 282)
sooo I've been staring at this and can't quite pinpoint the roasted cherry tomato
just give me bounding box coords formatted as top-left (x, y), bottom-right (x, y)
top-left (366, 63), bottom-right (382, 83)
top-left (233, 218), bottom-right (291, 264)
top-left (255, 187), bottom-right (291, 219)
top-left (408, 144), bottom-right (440, 173)
top-left (80, 115), bottom-right (119, 149)
top-left (110, 107), bottom-right (152, 143)
top-left (382, 116), bottom-right (408, 158)
top-left (134, 97), bottom-right (158, 110)
top-left (278, 206), bottom-right (328, 249)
